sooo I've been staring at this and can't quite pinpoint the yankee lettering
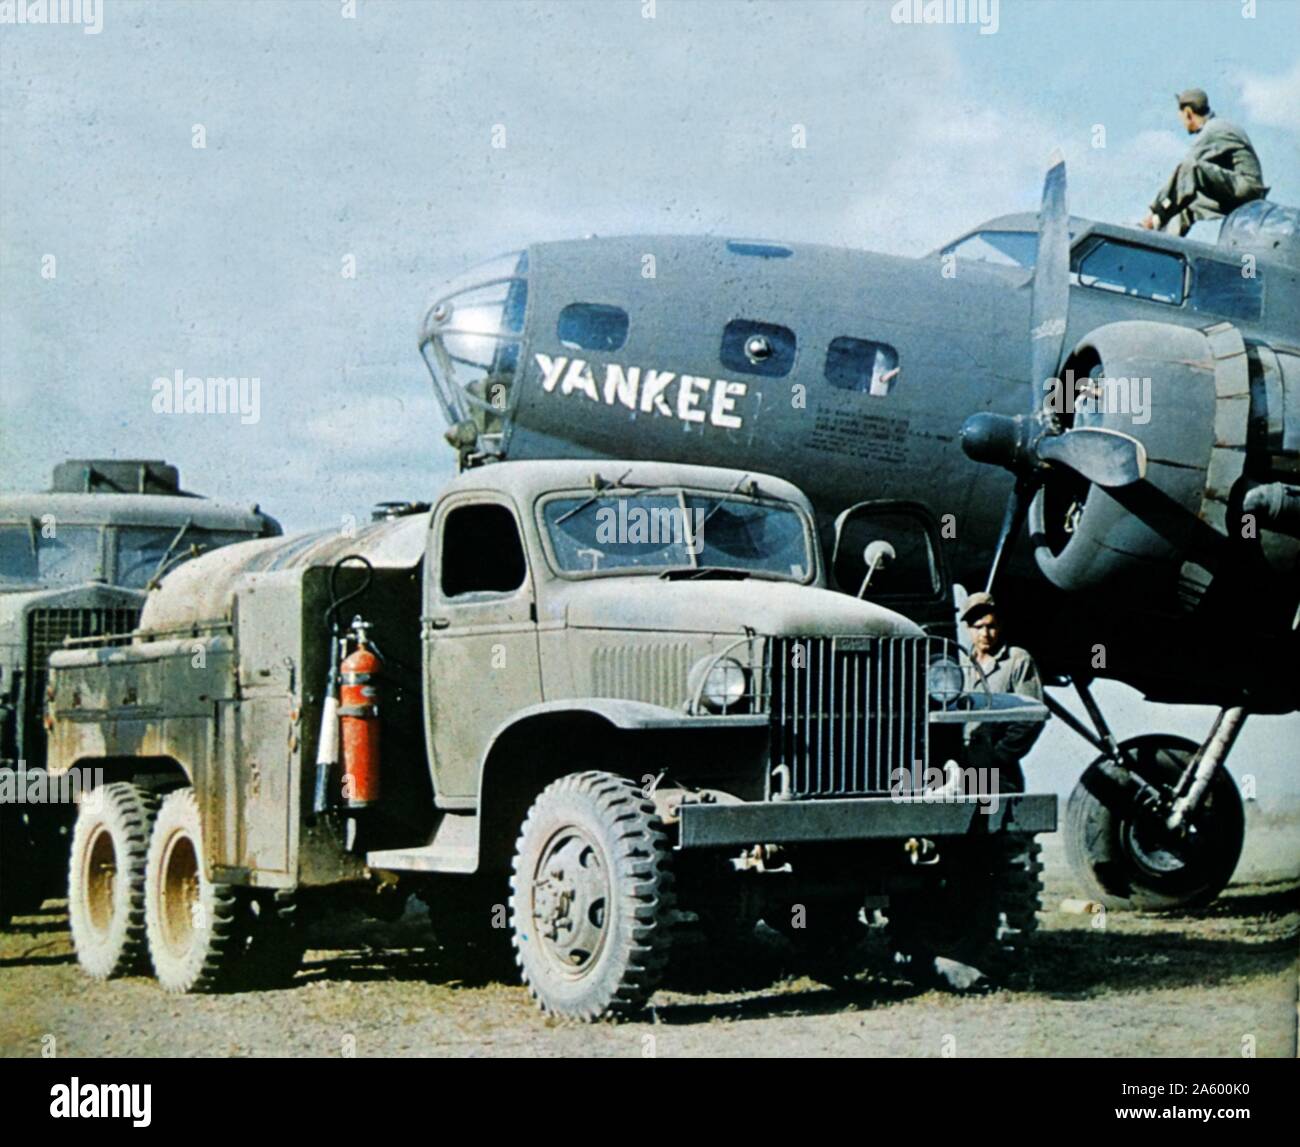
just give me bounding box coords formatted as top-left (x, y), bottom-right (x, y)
top-left (535, 353), bottom-right (747, 429)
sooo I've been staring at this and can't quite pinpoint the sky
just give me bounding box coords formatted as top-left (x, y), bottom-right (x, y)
top-left (2, 0), bottom-right (1298, 820)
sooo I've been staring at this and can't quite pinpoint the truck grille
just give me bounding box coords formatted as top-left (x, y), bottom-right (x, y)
top-left (767, 635), bottom-right (931, 798)
top-left (28, 607), bottom-right (141, 672)
top-left (25, 608), bottom-right (141, 750)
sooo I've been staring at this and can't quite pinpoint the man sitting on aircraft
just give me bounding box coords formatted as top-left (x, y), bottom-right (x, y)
top-left (1142, 88), bottom-right (1268, 237)
top-left (960, 592), bottom-right (1044, 793)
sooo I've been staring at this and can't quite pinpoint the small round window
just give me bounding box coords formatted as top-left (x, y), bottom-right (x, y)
top-left (720, 319), bottom-right (796, 378)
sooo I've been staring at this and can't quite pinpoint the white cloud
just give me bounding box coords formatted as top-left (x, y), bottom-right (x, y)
top-left (1238, 60), bottom-right (1300, 132)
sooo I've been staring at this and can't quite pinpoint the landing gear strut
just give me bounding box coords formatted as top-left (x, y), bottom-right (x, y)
top-left (1047, 680), bottom-right (1246, 911)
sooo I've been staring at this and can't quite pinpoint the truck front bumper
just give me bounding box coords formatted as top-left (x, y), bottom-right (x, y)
top-left (676, 793), bottom-right (1057, 849)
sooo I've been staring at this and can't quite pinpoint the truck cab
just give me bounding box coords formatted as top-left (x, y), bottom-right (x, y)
top-left (46, 460), bottom-right (1054, 1019)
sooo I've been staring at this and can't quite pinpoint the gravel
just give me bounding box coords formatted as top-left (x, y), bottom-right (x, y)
top-left (2, 834), bottom-right (1296, 1058)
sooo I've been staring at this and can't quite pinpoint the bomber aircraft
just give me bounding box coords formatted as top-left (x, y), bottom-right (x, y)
top-left (414, 158), bottom-right (1299, 911)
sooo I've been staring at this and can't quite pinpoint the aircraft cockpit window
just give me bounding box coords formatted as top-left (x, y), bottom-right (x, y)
top-left (1190, 257), bottom-right (1263, 320)
top-left (825, 337), bottom-right (900, 396)
top-left (720, 319), bottom-right (796, 378)
top-left (1072, 239), bottom-right (1185, 304)
top-left (942, 231), bottom-right (1039, 268)
top-left (557, 302), bottom-right (629, 352)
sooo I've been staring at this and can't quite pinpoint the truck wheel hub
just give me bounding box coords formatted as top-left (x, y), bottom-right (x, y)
top-left (531, 827), bottom-right (609, 974)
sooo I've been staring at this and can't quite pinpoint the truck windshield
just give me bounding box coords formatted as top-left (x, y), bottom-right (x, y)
top-left (542, 491), bottom-right (811, 580)
top-left (114, 526), bottom-right (260, 588)
top-left (0, 524), bottom-right (102, 587)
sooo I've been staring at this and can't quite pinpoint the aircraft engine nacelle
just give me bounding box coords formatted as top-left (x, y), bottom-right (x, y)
top-left (1029, 320), bottom-right (1300, 612)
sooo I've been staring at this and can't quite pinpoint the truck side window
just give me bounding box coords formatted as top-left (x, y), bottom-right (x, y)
top-left (440, 504), bottom-right (527, 597)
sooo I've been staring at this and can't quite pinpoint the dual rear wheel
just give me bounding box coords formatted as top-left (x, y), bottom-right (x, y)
top-left (68, 783), bottom-right (303, 991)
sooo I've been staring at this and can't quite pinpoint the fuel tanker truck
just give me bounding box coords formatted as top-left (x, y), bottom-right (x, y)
top-left (45, 459), bottom-right (1054, 1020)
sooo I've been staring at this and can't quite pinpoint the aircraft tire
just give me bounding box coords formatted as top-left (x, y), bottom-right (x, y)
top-left (1066, 734), bottom-right (1244, 912)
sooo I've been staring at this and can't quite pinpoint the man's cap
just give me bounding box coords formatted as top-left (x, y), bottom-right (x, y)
top-left (1176, 88), bottom-right (1210, 113)
top-left (960, 591), bottom-right (997, 624)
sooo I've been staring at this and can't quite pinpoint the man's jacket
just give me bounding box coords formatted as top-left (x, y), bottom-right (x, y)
top-left (1151, 115), bottom-right (1268, 216)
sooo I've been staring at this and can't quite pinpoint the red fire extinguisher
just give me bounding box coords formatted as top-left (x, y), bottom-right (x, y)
top-left (338, 615), bottom-right (382, 809)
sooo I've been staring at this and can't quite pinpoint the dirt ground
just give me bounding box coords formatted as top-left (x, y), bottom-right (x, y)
top-left (2, 833), bottom-right (1296, 1059)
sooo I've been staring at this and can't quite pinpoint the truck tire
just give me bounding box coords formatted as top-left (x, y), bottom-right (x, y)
top-left (240, 890), bottom-right (307, 990)
top-left (763, 895), bottom-right (868, 984)
top-left (67, 782), bottom-right (160, 979)
top-left (985, 834), bottom-right (1044, 986)
top-left (1065, 735), bottom-right (1243, 912)
top-left (889, 833), bottom-right (1043, 988)
top-left (144, 788), bottom-right (248, 993)
top-left (509, 771), bottom-right (674, 1021)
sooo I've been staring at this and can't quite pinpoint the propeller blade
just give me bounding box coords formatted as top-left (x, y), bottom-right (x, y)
top-left (1030, 149), bottom-right (1070, 414)
top-left (966, 152), bottom-right (1077, 601)
top-left (985, 475), bottom-right (1037, 594)
top-left (1035, 427), bottom-right (1148, 488)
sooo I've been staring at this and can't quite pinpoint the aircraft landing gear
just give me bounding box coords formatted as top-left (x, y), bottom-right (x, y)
top-left (1046, 681), bottom-right (1246, 911)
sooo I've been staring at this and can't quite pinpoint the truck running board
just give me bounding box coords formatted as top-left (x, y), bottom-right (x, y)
top-left (366, 813), bottom-right (479, 874)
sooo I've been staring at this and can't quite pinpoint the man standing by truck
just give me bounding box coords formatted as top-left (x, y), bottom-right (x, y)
top-left (960, 592), bottom-right (1045, 794)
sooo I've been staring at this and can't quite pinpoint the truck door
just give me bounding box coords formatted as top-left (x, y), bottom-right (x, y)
top-left (423, 495), bottom-right (542, 802)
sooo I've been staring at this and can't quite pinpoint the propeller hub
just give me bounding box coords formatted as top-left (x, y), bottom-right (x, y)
top-left (959, 412), bottom-right (1028, 471)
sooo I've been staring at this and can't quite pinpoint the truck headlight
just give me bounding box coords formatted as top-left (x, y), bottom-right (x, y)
top-left (927, 655), bottom-right (964, 706)
top-left (690, 656), bottom-right (749, 713)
